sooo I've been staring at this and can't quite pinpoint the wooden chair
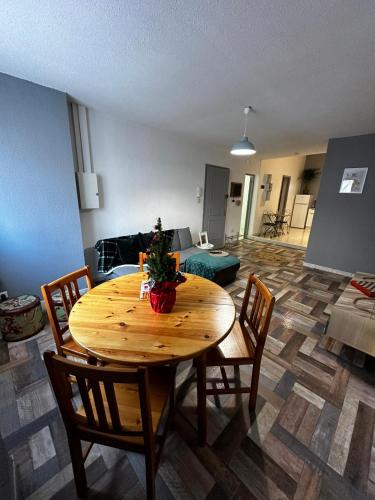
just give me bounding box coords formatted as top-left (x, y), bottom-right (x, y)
top-left (139, 252), bottom-right (180, 272)
top-left (44, 351), bottom-right (176, 499)
top-left (197, 274), bottom-right (275, 432)
top-left (41, 266), bottom-right (93, 359)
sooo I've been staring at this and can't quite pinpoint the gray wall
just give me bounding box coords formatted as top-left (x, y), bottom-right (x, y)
top-left (306, 134), bottom-right (375, 274)
top-left (0, 73), bottom-right (84, 296)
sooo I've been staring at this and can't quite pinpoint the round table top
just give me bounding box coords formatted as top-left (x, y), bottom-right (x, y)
top-left (69, 273), bottom-right (236, 365)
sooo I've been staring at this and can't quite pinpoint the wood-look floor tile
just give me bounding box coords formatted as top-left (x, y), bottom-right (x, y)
top-left (344, 401), bottom-right (375, 493)
top-left (29, 425), bottom-right (56, 469)
top-left (293, 382), bottom-right (325, 409)
top-left (241, 437), bottom-right (297, 498)
top-left (295, 403), bottom-right (322, 447)
top-left (230, 448), bottom-right (289, 500)
top-left (247, 401), bottom-right (280, 446)
top-left (262, 431), bottom-right (304, 483)
top-left (293, 463), bottom-right (321, 500)
top-left (16, 379), bottom-right (56, 426)
top-left (279, 332), bottom-right (306, 363)
top-left (274, 370), bottom-right (298, 400)
top-left (310, 401), bottom-right (340, 462)
top-left (328, 397), bottom-right (359, 475)
top-left (299, 337), bottom-right (317, 356)
top-left (278, 392), bottom-right (309, 435)
top-left (0, 371), bottom-right (20, 437)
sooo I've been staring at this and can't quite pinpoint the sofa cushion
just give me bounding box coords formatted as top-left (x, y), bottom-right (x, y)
top-left (177, 227), bottom-right (193, 250)
top-left (137, 231), bottom-right (154, 252)
top-left (117, 236), bottom-right (140, 265)
top-left (171, 230), bottom-right (181, 251)
top-left (179, 246), bottom-right (206, 264)
top-left (164, 229), bottom-right (175, 248)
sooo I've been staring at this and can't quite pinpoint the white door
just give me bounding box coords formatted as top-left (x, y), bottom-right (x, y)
top-left (202, 165), bottom-right (230, 248)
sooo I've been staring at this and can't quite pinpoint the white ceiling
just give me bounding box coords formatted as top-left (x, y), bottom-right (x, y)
top-left (1, 0), bottom-right (375, 157)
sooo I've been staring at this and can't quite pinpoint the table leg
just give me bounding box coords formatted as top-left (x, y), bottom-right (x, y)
top-left (196, 353), bottom-right (207, 446)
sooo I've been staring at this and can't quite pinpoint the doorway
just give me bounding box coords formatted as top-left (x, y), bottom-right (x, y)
top-left (278, 175), bottom-right (291, 214)
top-left (202, 164), bottom-right (230, 248)
top-left (240, 174), bottom-right (255, 238)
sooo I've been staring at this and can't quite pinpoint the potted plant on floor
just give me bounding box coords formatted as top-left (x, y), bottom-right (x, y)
top-left (147, 218), bottom-right (186, 313)
top-left (300, 168), bottom-right (319, 194)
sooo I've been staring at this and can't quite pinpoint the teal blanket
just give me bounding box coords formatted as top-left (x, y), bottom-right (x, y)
top-left (183, 252), bottom-right (240, 280)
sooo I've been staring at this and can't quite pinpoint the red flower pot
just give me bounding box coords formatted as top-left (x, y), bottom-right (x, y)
top-left (149, 277), bottom-right (186, 314)
top-left (150, 287), bottom-right (176, 313)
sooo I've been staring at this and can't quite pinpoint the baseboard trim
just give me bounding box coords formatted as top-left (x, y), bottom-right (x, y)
top-left (303, 262), bottom-right (353, 277)
top-left (249, 235), bottom-right (306, 251)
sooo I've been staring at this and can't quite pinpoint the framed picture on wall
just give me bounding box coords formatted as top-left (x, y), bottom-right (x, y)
top-left (339, 167), bottom-right (368, 194)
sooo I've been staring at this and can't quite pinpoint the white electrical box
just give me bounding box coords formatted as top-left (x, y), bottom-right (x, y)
top-left (262, 174), bottom-right (272, 201)
top-left (76, 172), bottom-right (99, 209)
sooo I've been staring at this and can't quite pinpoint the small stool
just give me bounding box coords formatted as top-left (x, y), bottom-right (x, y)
top-left (0, 295), bottom-right (46, 342)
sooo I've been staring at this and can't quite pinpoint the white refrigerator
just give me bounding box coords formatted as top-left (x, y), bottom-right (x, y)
top-left (291, 195), bottom-right (311, 229)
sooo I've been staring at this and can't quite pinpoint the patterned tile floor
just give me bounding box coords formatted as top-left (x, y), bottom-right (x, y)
top-left (1, 239), bottom-right (375, 499)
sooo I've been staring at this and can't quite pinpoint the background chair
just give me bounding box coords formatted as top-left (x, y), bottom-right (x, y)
top-left (262, 211), bottom-right (278, 238)
top-left (44, 351), bottom-right (176, 500)
top-left (196, 273), bottom-right (275, 441)
top-left (41, 266), bottom-right (93, 359)
top-left (139, 252), bottom-right (180, 272)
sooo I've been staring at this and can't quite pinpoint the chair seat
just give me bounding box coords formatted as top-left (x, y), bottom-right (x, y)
top-left (77, 366), bottom-right (174, 444)
top-left (206, 320), bottom-right (255, 366)
top-left (62, 336), bottom-right (88, 357)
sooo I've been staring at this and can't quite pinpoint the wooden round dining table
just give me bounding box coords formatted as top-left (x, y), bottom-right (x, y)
top-left (69, 272), bottom-right (235, 366)
top-left (69, 272), bottom-right (236, 444)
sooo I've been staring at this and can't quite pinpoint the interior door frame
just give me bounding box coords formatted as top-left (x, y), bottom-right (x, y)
top-left (243, 174), bottom-right (256, 237)
top-left (202, 164), bottom-right (230, 246)
top-left (277, 175), bottom-right (291, 214)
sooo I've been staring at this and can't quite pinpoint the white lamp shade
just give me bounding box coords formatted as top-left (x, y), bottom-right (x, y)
top-left (230, 136), bottom-right (256, 156)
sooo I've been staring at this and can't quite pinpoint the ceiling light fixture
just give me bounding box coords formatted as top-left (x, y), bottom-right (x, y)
top-left (230, 106), bottom-right (256, 156)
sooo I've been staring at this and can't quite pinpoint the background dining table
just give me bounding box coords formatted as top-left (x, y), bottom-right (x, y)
top-left (69, 272), bottom-right (236, 444)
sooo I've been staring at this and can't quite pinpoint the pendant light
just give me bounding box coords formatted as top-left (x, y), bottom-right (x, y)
top-left (230, 106), bottom-right (256, 156)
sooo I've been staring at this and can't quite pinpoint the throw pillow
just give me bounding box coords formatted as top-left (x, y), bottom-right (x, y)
top-left (164, 229), bottom-right (175, 249)
top-left (171, 230), bottom-right (181, 251)
top-left (137, 231), bottom-right (154, 252)
top-left (177, 227), bottom-right (193, 250)
top-left (117, 236), bottom-right (140, 265)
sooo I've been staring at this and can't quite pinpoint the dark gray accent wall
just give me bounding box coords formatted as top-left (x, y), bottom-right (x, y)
top-left (0, 73), bottom-right (84, 296)
top-left (306, 134), bottom-right (375, 274)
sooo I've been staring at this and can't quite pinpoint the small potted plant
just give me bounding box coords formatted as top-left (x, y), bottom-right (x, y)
top-left (147, 218), bottom-right (186, 313)
top-left (300, 168), bottom-right (319, 194)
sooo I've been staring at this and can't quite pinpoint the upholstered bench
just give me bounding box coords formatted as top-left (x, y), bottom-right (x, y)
top-left (183, 252), bottom-right (240, 286)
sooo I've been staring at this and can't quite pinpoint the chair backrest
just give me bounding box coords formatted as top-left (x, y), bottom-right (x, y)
top-left (41, 266), bottom-right (93, 354)
top-left (239, 274), bottom-right (275, 352)
top-left (263, 212), bottom-right (276, 223)
top-left (43, 351), bottom-right (154, 446)
top-left (139, 252), bottom-right (180, 272)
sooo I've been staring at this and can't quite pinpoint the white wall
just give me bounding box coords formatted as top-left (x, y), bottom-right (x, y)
top-left (252, 155), bottom-right (306, 234)
top-left (80, 111), bottom-right (251, 248)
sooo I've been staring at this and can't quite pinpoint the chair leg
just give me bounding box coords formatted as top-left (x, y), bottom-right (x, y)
top-left (145, 452), bottom-right (156, 500)
top-left (249, 360), bottom-right (261, 413)
top-left (169, 369), bottom-right (176, 430)
top-left (67, 436), bottom-right (87, 498)
top-left (196, 354), bottom-right (207, 446)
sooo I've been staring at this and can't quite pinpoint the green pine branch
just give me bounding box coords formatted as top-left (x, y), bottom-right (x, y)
top-left (147, 218), bottom-right (178, 283)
